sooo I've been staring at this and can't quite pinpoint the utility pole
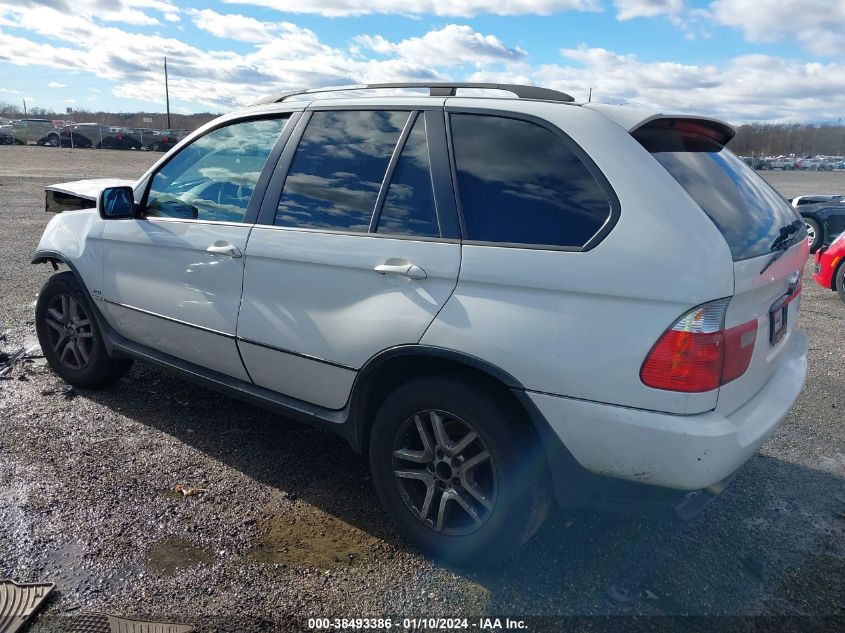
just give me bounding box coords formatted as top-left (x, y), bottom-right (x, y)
top-left (22, 98), bottom-right (26, 115)
top-left (164, 57), bottom-right (171, 129)
top-left (588, 88), bottom-right (592, 103)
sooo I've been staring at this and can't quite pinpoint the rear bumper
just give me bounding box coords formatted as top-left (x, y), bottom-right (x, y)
top-left (528, 330), bottom-right (807, 492)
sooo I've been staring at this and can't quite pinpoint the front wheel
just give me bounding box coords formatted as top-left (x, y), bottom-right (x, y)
top-left (35, 272), bottom-right (133, 388)
top-left (804, 218), bottom-right (822, 252)
top-left (47, 134), bottom-right (60, 147)
top-left (369, 376), bottom-right (550, 565)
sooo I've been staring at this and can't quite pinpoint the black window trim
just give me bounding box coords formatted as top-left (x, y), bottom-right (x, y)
top-left (255, 107), bottom-right (462, 241)
top-left (139, 111), bottom-right (300, 226)
top-left (445, 107), bottom-right (621, 252)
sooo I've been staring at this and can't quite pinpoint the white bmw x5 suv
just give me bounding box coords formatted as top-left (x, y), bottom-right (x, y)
top-left (32, 83), bottom-right (808, 563)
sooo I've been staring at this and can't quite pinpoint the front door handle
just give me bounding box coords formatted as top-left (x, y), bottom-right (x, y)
top-left (374, 262), bottom-right (427, 280)
top-left (207, 242), bottom-right (242, 258)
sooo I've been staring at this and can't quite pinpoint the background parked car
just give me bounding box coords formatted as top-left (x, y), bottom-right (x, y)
top-left (98, 128), bottom-right (143, 150)
top-left (153, 129), bottom-right (187, 151)
top-left (790, 194), bottom-right (845, 207)
top-left (44, 123), bottom-right (113, 148)
top-left (812, 231), bottom-right (845, 303)
top-left (800, 200), bottom-right (845, 252)
top-left (801, 158), bottom-right (834, 171)
top-left (119, 128), bottom-right (159, 150)
top-left (741, 156), bottom-right (772, 170)
top-left (9, 118), bottom-right (56, 145)
top-left (0, 124), bottom-right (14, 145)
top-left (770, 156), bottom-right (798, 170)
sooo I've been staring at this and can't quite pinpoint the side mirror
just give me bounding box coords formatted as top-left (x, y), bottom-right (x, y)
top-left (98, 186), bottom-right (136, 219)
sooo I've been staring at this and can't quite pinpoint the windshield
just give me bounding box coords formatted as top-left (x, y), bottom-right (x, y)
top-left (635, 126), bottom-right (802, 260)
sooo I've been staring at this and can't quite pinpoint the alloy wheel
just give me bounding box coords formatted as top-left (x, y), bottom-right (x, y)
top-left (43, 293), bottom-right (93, 370)
top-left (805, 222), bottom-right (816, 245)
top-left (392, 410), bottom-right (497, 535)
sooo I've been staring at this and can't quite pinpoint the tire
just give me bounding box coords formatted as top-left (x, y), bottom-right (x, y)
top-left (47, 134), bottom-right (60, 147)
top-left (35, 272), bottom-right (133, 388)
top-left (804, 217), bottom-right (822, 253)
top-left (836, 262), bottom-right (845, 304)
top-left (369, 376), bottom-right (551, 565)
top-left (151, 142), bottom-right (161, 152)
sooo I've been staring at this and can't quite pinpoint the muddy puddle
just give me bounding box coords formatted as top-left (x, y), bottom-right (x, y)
top-left (248, 503), bottom-right (378, 569)
top-left (145, 537), bottom-right (213, 575)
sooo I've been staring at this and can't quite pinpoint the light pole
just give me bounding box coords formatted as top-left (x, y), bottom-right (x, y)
top-left (165, 57), bottom-right (171, 130)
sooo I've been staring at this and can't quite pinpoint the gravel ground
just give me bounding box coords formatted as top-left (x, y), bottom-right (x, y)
top-left (1, 146), bottom-right (844, 632)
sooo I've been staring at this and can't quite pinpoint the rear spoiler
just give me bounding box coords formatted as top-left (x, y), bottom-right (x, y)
top-left (631, 117), bottom-right (735, 146)
top-left (585, 104), bottom-right (735, 145)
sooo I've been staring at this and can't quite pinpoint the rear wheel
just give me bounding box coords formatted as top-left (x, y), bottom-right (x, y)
top-left (35, 272), bottom-right (133, 388)
top-left (47, 134), bottom-right (60, 147)
top-left (804, 218), bottom-right (822, 252)
top-left (369, 376), bottom-right (550, 565)
top-left (836, 262), bottom-right (845, 304)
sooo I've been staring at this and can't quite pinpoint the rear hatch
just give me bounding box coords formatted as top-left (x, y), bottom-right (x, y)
top-left (633, 118), bottom-right (807, 415)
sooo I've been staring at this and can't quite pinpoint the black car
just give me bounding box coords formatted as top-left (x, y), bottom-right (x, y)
top-left (800, 199), bottom-right (845, 252)
top-left (0, 125), bottom-right (14, 144)
top-left (47, 123), bottom-right (113, 148)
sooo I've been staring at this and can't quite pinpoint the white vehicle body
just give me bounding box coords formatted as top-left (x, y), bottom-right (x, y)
top-left (770, 156), bottom-right (797, 170)
top-left (33, 84), bottom-right (809, 557)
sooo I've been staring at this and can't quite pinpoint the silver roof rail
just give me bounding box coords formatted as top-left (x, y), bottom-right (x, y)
top-left (251, 82), bottom-right (575, 106)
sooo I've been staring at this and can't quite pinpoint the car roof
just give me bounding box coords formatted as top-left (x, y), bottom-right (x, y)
top-left (240, 83), bottom-right (733, 138)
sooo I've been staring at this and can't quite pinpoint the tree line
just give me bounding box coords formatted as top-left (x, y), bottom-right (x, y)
top-left (0, 102), bottom-right (217, 132)
top-left (727, 123), bottom-right (844, 157)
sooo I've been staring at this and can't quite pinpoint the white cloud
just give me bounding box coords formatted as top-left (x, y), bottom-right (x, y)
top-left (356, 24), bottom-right (526, 64)
top-left (0, 0), bottom-right (179, 26)
top-left (614, 0), bottom-right (683, 20)
top-left (710, 0), bottom-right (845, 55)
top-left (48, 81), bottom-right (67, 88)
top-left (190, 8), bottom-right (279, 43)
top-left (0, 4), bottom-right (842, 122)
top-left (223, 0), bottom-right (601, 18)
top-left (469, 46), bottom-right (845, 122)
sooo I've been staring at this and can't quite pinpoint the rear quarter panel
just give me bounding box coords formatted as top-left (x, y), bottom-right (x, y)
top-left (423, 100), bottom-right (735, 415)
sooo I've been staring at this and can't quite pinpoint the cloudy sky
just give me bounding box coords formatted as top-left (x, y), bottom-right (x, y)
top-left (0, 0), bottom-right (843, 122)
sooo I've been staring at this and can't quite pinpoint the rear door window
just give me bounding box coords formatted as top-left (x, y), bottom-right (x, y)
top-left (634, 122), bottom-right (801, 260)
top-left (376, 114), bottom-right (439, 238)
top-left (275, 110), bottom-right (409, 232)
top-left (450, 113), bottom-right (612, 248)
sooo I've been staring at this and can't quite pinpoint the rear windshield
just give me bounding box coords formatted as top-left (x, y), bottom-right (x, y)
top-left (635, 125), bottom-right (801, 260)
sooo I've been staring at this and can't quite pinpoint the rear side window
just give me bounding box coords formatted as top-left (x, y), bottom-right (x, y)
top-left (275, 110), bottom-right (409, 232)
top-left (450, 114), bottom-right (611, 248)
top-left (376, 114), bottom-right (439, 238)
top-left (634, 122), bottom-right (801, 260)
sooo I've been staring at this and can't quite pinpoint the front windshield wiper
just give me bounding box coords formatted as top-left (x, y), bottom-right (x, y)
top-left (760, 220), bottom-right (804, 275)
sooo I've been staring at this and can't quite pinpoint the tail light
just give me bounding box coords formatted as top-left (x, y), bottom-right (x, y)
top-left (641, 299), bottom-right (757, 393)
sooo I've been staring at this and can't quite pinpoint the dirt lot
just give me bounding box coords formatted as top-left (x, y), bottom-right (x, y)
top-left (1, 146), bottom-right (844, 631)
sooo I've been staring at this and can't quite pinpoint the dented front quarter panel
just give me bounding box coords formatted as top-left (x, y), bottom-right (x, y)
top-left (35, 208), bottom-right (105, 300)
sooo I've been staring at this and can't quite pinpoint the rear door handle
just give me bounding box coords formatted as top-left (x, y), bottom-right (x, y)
top-left (207, 242), bottom-right (242, 258)
top-left (374, 262), bottom-right (427, 280)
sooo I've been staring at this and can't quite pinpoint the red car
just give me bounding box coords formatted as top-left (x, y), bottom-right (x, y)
top-left (812, 231), bottom-right (845, 302)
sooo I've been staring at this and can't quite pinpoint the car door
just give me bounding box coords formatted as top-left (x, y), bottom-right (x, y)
top-left (99, 114), bottom-right (295, 380)
top-left (237, 105), bottom-right (461, 409)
